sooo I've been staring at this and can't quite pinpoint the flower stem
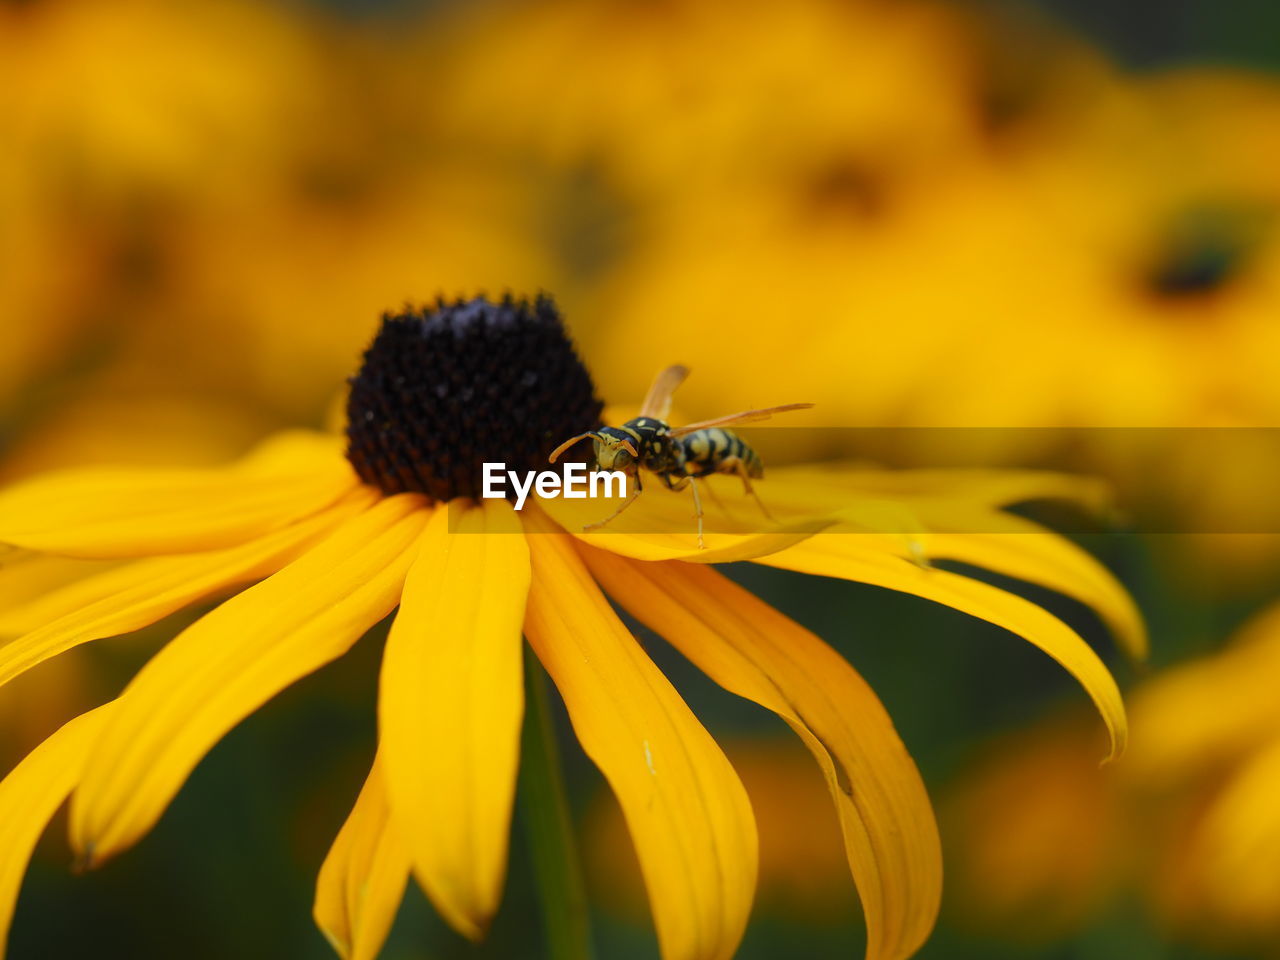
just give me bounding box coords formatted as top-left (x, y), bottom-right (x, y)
top-left (520, 647), bottom-right (595, 960)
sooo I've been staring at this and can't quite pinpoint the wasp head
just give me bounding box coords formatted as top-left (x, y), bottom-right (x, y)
top-left (548, 426), bottom-right (639, 472)
top-left (592, 427), bottom-right (640, 473)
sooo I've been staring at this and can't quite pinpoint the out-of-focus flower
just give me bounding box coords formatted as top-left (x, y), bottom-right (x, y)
top-left (906, 68), bottom-right (1280, 431)
top-left (0, 391), bottom-right (274, 482)
top-left (593, 65), bottom-right (1280, 430)
top-left (0, 296), bottom-right (1136, 960)
top-left (0, 0), bottom-right (564, 464)
top-left (944, 599), bottom-right (1280, 951)
top-left (431, 0), bottom-right (984, 195)
top-left (161, 159), bottom-right (563, 421)
top-left (0, 0), bottom-right (334, 450)
top-left (0, 186), bottom-right (104, 420)
top-left (0, 0), bottom-right (325, 201)
top-left (941, 710), bottom-right (1129, 940)
top-left (1129, 601), bottom-right (1280, 946)
top-left (580, 61), bottom-right (1280, 585)
top-left (426, 0), bottom-right (1028, 424)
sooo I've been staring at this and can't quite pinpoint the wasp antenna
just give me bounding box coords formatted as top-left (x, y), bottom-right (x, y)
top-left (548, 432), bottom-right (598, 463)
top-left (619, 439), bottom-right (639, 458)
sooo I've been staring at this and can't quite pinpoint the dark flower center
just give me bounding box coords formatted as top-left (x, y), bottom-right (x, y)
top-left (1147, 233), bottom-right (1243, 299)
top-left (345, 294), bottom-right (604, 501)
top-left (1144, 203), bottom-right (1265, 303)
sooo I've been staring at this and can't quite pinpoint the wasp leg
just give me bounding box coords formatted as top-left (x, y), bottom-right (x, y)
top-left (583, 472), bottom-right (642, 532)
top-left (662, 474), bottom-right (706, 549)
top-left (700, 475), bottom-right (731, 521)
top-left (720, 457), bottom-right (775, 524)
top-left (689, 477), bottom-right (705, 549)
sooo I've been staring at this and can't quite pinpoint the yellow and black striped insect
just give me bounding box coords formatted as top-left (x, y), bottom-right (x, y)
top-left (548, 365), bottom-right (813, 547)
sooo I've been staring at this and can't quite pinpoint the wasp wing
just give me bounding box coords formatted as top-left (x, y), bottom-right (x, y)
top-left (638, 364), bottom-right (691, 420)
top-left (669, 402), bottom-right (814, 437)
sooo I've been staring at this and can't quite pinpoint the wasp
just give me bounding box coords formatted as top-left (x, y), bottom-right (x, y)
top-left (548, 365), bottom-right (812, 547)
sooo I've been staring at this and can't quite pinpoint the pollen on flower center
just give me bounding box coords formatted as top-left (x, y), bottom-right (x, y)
top-left (345, 294), bottom-right (604, 501)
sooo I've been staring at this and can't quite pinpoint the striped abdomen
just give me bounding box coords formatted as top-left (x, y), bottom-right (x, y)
top-left (679, 428), bottom-right (763, 479)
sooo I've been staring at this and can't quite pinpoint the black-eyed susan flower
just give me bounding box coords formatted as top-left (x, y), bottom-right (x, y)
top-left (940, 707), bottom-right (1132, 941)
top-left (0, 295), bottom-right (1137, 960)
top-left (944, 598), bottom-right (1280, 953)
top-left (1125, 601), bottom-right (1280, 946)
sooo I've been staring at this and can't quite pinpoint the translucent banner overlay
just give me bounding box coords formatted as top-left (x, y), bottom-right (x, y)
top-left (446, 427), bottom-right (1280, 534)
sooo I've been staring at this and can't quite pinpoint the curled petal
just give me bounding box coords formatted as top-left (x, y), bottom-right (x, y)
top-left (581, 546), bottom-right (940, 960)
top-left (920, 523), bottom-right (1146, 661)
top-left (0, 704), bottom-right (114, 959)
top-left (314, 758), bottom-right (411, 960)
top-left (759, 538), bottom-right (1127, 761)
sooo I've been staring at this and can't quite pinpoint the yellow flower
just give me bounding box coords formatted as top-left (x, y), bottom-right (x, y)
top-left (943, 600), bottom-right (1280, 951)
top-left (903, 67), bottom-right (1280, 431)
top-left (1126, 601), bottom-right (1280, 946)
top-left (0, 0), bottom-right (325, 202)
top-left (430, 0), bottom-right (982, 198)
top-left (0, 0), bottom-right (337, 447)
top-left (0, 296), bottom-right (1136, 960)
top-left (425, 0), bottom-right (1010, 439)
top-left (940, 710), bottom-right (1130, 941)
top-left (1, 0), bottom-right (571, 473)
top-left (582, 62), bottom-right (1280, 584)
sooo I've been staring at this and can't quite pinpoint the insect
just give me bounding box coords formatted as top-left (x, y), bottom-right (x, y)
top-left (548, 364), bottom-right (813, 547)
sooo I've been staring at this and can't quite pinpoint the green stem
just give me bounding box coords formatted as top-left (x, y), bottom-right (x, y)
top-left (520, 647), bottom-right (595, 960)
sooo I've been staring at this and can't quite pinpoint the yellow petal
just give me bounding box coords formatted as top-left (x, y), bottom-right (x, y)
top-left (790, 500), bottom-right (1147, 662)
top-left (541, 465), bottom-right (1139, 665)
top-left (0, 703), bottom-right (113, 959)
top-left (0, 431), bottom-right (359, 558)
top-left (759, 538), bottom-right (1128, 761)
top-left (379, 501), bottom-right (528, 940)
top-left (580, 546), bottom-right (940, 960)
top-left (522, 518), bottom-right (757, 960)
top-left (0, 554), bottom-right (116, 630)
top-left (764, 466), bottom-right (1110, 514)
top-left (314, 757), bottom-right (411, 960)
top-left (576, 526), bottom-right (829, 564)
top-left (703, 469), bottom-right (1145, 661)
top-left (69, 494), bottom-right (430, 863)
top-left (1193, 737), bottom-right (1280, 930)
top-left (1125, 629), bottom-right (1280, 787)
top-left (0, 490), bottom-right (377, 690)
top-left (538, 492), bottom-right (833, 563)
top-left (919, 521), bottom-right (1147, 661)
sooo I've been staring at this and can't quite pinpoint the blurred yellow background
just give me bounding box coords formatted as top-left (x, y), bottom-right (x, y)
top-left (5, 0), bottom-right (1280, 957)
